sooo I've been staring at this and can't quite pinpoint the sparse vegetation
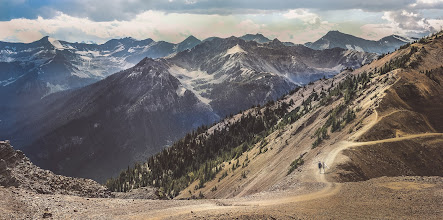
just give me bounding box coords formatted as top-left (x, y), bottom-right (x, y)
top-left (379, 46), bottom-right (418, 74)
top-left (106, 87), bottom-right (311, 198)
top-left (287, 153), bottom-right (305, 175)
top-left (422, 66), bottom-right (442, 84)
top-left (211, 186), bottom-right (217, 192)
top-left (218, 171), bottom-right (228, 182)
top-left (241, 171), bottom-right (247, 179)
top-left (105, 35), bottom-right (438, 198)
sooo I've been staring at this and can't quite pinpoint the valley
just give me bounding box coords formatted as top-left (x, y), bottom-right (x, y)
top-left (1, 31), bottom-right (441, 219)
top-left (1, 33), bottom-right (376, 182)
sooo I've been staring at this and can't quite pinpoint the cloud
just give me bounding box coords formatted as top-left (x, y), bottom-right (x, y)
top-left (0, 10), bottom-right (339, 44)
top-left (0, 1), bottom-right (441, 45)
top-left (383, 10), bottom-right (436, 32)
top-left (1, 0), bottom-right (438, 22)
top-left (283, 9), bottom-right (322, 25)
top-left (409, 0), bottom-right (443, 9)
top-left (359, 9), bottom-right (443, 39)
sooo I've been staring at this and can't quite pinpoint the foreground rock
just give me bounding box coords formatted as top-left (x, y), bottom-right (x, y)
top-left (0, 140), bottom-right (111, 198)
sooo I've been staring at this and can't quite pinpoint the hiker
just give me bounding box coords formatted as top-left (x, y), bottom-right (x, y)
top-left (322, 162), bottom-right (329, 174)
top-left (318, 161), bottom-right (322, 174)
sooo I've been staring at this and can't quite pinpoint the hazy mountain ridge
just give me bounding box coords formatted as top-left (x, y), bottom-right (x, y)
top-left (169, 36), bottom-right (376, 116)
top-left (105, 32), bottom-right (443, 202)
top-left (0, 35), bottom-right (201, 107)
top-left (305, 30), bottom-right (416, 54)
top-left (2, 35), bottom-right (376, 182)
top-left (14, 58), bottom-right (218, 182)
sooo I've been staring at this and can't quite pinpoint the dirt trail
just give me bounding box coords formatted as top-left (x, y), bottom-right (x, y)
top-left (322, 133), bottom-right (443, 180)
top-left (144, 127), bottom-right (442, 219)
top-left (139, 104), bottom-right (443, 219)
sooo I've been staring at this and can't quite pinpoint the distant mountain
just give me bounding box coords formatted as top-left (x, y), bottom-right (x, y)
top-left (169, 37), bottom-right (377, 116)
top-left (17, 58), bottom-right (218, 182)
top-left (107, 31), bottom-right (443, 201)
top-left (176, 35), bottom-right (201, 52)
top-left (305, 31), bottom-right (415, 54)
top-left (0, 35), bottom-right (202, 107)
top-left (240, 34), bottom-right (271, 43)
top-left (3, 36), bottom-right (376, 182)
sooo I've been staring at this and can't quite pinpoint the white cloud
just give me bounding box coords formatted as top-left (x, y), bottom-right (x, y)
top-left (283, 9), bottom-right (322, 25)
top-left (382, 10), bottom-right (436, 32)
top-left (0, 9), bottom-right (339, 44)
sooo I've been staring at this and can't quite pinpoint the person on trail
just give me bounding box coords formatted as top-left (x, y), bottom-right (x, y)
top-left (322, 162), bottom-right (329, 174)
top-left (318, 161), bottom-right (323, 174)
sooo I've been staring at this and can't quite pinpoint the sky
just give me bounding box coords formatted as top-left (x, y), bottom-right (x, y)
top-left (0, 0), bottom-right (442, 44)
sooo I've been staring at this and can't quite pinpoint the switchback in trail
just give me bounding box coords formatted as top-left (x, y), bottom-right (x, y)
top-left (143, 131), bottom-right (442, 219)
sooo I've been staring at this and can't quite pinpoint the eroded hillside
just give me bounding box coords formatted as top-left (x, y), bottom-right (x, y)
top-left (186, 32), bottom-right (443, 199)
top-left (107, 32), bottom-right (442, 200)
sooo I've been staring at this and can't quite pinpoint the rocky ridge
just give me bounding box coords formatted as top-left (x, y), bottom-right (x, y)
top-left (0, 140), bottom-right (111, 198)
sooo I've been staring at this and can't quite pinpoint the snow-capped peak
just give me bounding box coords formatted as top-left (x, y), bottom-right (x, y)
top-left (225, 44), bottom-right (247, 57)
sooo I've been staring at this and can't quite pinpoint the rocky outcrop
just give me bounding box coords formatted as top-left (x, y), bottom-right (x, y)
top-left (0, 140), bottom-right (111, 198)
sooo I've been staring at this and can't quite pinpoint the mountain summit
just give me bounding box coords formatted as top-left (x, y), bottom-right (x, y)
top-left (305, 30), bottom-right (414, 54)
top-left (240, 33), bottom-right (272, 43)
top-left (177, 35), bottom-right (201, 51)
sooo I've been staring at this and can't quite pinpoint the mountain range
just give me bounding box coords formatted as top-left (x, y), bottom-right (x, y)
top-left (1, 34), bottom-right (377, 182)
top-left (0, 31), bottom-right (412, 109)
top-left (1, 29), bottom-right (441, 219)
top-left (0, 35), bottom-right (201, 108)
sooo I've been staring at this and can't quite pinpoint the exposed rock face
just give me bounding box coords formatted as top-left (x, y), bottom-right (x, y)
top-left (0, 35), bottom-right (202, 108)
top-left (0, 140), bottom-right (111, 198)
top-left (15, 58), bottom-right (218, 183)
top-left (2, 37), bottom-right (376, 183)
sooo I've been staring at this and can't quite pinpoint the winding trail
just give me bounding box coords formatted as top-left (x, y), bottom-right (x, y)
top-left (142, 108), bottom-right (443, 219)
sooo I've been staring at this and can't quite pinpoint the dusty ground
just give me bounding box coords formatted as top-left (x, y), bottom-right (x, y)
top-left (1, 176), bottom-right (442, 220)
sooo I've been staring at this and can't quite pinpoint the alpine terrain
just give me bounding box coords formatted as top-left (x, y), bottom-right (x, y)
top-left (2, 35), bottom-right (376, 182)
top-left (1, 31), bottom-right (442, 219)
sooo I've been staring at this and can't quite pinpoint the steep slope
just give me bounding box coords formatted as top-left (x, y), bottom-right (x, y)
top-left (306, 30), bottom-right (415, 54)
top-left (3, 36), bottom-right (375, 182)
top-left (15, 58), bottom-right (218, 182)
top-left (0, 140), bottom-right (111, 197)
top-left (186, 32), bottom-right (443, 198)
top-left (0, 35), bottom-right (202, 106)
top-left (168, 37), bottom-right (376, 116)
top-left (107, 32), bottom-right (442, 201)
top-left (196, 33), bottom-right (442, 199)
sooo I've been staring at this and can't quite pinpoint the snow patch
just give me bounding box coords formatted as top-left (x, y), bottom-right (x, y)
top-left (80, 55), bottom-right (92, 61)
top-left (48, 37), bottom-right (65, 50)
top-left (42, 82), bottom-right (68, 98)
top-left (76, 50), bottom-right (100, 57)
top-left (71, 70), bottom-right (91, 78)
top-left (168, 65), bottom-right (213, 105)
top-left (354, 46), bottom-right (364, 52)
top-left (176, 86), bottom-right (187, 97)
top-left (392, 35), bottom-right (411, 43)
top-left (224, 44), bottom-right (247, 57)
top-left (128, 71), bottom-right (142, 78)
top-left (319, 41), bottom-right (330, 49)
